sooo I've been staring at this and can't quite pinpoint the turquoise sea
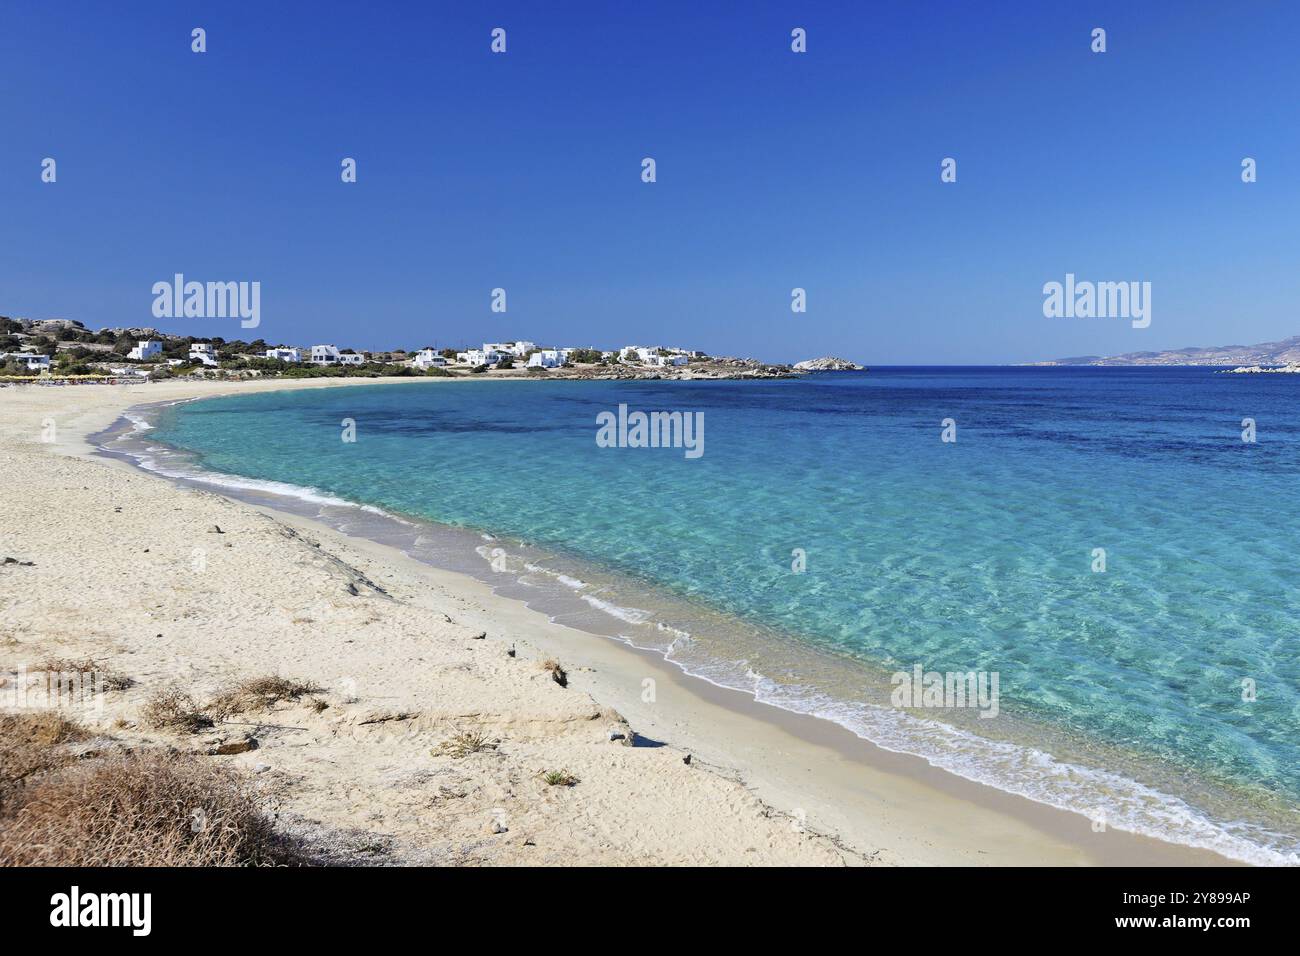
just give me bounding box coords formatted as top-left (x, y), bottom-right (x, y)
top-left (112, 368), bottom-right (1300, 864)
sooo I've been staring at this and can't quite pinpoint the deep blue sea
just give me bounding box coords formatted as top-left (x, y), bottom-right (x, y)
top-left (124, 368), bottom-right (1300, 863)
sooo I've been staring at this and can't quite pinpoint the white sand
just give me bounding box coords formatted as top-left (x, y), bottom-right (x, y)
top-left (0, 378), bottom-right (1231, 865)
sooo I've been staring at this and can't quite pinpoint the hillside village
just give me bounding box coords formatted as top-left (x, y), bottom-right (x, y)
top-left (0, 316), bottom-right (817, 382)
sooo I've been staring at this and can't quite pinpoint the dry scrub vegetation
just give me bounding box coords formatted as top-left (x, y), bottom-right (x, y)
top-left (0, 672), bottom-right (328, 865)
top-left (207, 675), bottom-right (321, 721)
top-left (141, 688), bottom-right (214, 733)
top-left (0, 750), bottom-right (303, 866)
top-left (0, 709), bottom-right (305, 866)
top-left (34, 657), bottom-right (134, 691)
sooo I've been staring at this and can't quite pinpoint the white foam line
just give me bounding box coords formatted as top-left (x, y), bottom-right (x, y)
top-left (580, 623), bottom-right (1299, 867)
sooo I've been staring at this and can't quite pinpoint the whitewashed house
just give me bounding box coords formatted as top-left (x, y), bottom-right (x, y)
top-left (457, 348), bottom-right (501, 367)
top-left (265, 347), bottom-right (302, 363)
top-left (620, 345), bottom-right (668, 365)
top-left (311, 345), bottom-right (343, 365)
top-left (482, 341), bottom-right (536, 358)
top-left (527, 349), bottom-right (568, 368)
top-left (338, 352), bottom-right (366, 365)
top-left (128, 339), bottom-right (162, 361)
top-left (0, 352), bottom-right (51, 372)
top-left (413, 349), bottom-right (448, 369)
top-left (186, 342), bottom-right (219, 367)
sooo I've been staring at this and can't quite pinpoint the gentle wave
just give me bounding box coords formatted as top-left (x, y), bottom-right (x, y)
top-left (110, 409), bottom-right (396, 516)
top-left (599, 613), bottom-right (1299, 866)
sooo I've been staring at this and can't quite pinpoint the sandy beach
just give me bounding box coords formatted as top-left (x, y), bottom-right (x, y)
top-left (0, 378), bottom-right (1234, 866)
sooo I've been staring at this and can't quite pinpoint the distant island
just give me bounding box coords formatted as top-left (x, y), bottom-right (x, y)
top-left (1031, 335), bottom-right (1300, 367)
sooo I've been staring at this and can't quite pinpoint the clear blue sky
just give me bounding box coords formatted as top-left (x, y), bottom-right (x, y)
top-left (2, 1), bottom-right (1296, 363)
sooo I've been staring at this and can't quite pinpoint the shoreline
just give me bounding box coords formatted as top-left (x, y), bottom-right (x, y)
top-left (3, 378), bottom-right (1239, 865)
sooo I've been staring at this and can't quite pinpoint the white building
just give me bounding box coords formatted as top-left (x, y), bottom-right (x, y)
top-left (619, 345), bottom-right (658, 364)
top-left (619, 346), bottom-right (687, 367)
top-left (311, 345), bottom-right (343, 365)
top-left (265, 347), bottom-right (302, 363)
top-left (338, 352), bottom-right (366, 365)
top-left (482, 341), bottom-right (536, 358)
top-left (412, 349), bottom-right (448, 369)
top-left (128, 339), bottom-right (162, 361)
top-left (527, 349), bottom-right (568, 368)
top-left (188, 343), bottom-right (219, 367)
top-left (0, 352), bottom-right (51, 372)
top-left (457, 348), bottom-right (501, 367)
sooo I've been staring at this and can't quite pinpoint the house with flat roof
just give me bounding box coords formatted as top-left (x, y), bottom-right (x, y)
top-left (127, 339), bottom-right (162, 361)
top-left (0, 352), bottom-right (51, 372)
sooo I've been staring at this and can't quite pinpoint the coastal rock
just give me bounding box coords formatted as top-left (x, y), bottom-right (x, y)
top-left (488, 819), bottom-right (508, 834)
top-left (794, 356), bottom-right (865, 371)
top-left (208, 737), bottom-right (259, 756)
top-left (1223, 364), bottom-right (1300, 374)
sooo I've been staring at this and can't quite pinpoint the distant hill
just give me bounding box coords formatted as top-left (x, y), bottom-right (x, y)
top-left (1033, 335), bottom-right (1300, 367)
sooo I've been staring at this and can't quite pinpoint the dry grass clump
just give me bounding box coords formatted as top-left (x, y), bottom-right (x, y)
top-left (0, 750), bottom-right (305, 866)
top-left (541, 769), bottom-right (580, 787)
top-left (34, 657), bottom-right (134, 691)
top-left (0, 712), bottom-right (89, 802)
top-left (433, 729), bottom-right (497, 759)
top-left (541, 659), bottom-right (568, 688)
top-left (207, 675), bottom-right (322, 720)
top-left (141, 688), bottom-right (213, 733)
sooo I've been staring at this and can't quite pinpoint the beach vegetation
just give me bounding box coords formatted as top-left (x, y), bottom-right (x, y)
top-left (0, 750), bottom-right (306, 866)
top-left (35, 656), bottom-right (134, 691)
top-left (541, 659), bottom-right (568, 687)
top-left (0, 712), bottom-right (89, 803)
top-left (141, 688), bottom-right (214, 733)
top-left (433, 729), bottom-right (498, 758)
top-left (207, 675), bottom-right (323, 720)
top-left (541, 770), bottom-right (579, 787)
